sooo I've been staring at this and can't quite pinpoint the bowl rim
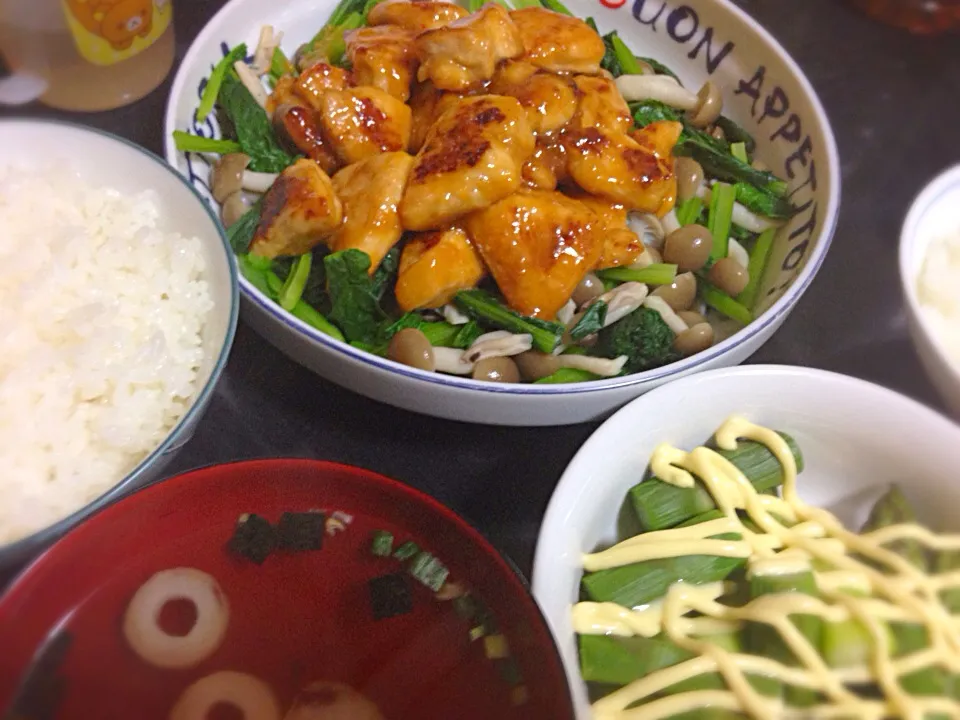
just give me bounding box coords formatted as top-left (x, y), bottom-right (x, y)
top-left (163, 0), bottom-right (841, 396)
top-left (529, 363), bottom-right (960, 712)
top-left (0, 457), bottom-right (575, 716)
top-left (0, 116), bottom-right (240, 559)
top-left (899, 163), bottom-right (960, 384)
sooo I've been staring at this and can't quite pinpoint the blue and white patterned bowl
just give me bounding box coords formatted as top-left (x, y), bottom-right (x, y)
top-left (163, 0), bottom-right (839, 426)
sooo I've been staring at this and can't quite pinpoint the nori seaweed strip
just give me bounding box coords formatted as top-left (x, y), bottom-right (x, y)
top-left (276, 511), bottom-right (325, 551)
top-left (228, 513), bottom-right (277, 564)
top-left (369, 572), bottom-right (413, 620)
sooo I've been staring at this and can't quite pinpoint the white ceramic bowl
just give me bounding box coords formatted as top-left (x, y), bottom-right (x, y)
top-left (164, 0), bottom-right (840, 426)
top-left (531, 364), bottom-right (960, 717)
top-left (0, 119), bottom-right (239, 571)
top-left (900, 164), bottom-right (960, 417)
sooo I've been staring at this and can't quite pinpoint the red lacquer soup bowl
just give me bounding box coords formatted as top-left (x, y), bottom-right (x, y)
top-left (0, 460), bottom-right (573, 720)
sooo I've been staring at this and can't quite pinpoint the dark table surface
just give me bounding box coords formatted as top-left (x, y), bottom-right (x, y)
top-left (4, 0), bottom-right (960, 582)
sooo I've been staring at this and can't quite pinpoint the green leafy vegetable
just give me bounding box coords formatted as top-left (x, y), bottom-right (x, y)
top-left (610, 33), bottom-right (643, 75)
top-left (197, 44), bottom-right (248, 123)
top-left (630, 99), bottom-right (681, 127)
top-left (324, 249), bottom-right (386, 344)
top-left (730, 142), bottom-right (748, 164)
top-left (279, 253), bottom-right (312, 311)
top-left (290, 301), bottom-right (344, 341)
top-left (218, 71), bottom-right (295, 173)
top-left (454, 290), bottom-right (564, 354)
top-left (596, 264), bottom-right (678, 286)
top-left (677, 129), bottom-right (786, 197)
top-left (371, 246), bottom-right (400, 302)
top-left (707, 182), bottom-right (736, 261)
top-left (675, 196), bottom-right (704, 227)
top-left (636, 56), bottom-right (681, 83)
top-left (238, 253), bottom-right (272, 296)
top-left (700, 283), bottom-right (753, 325)
top-left (172, 131), bottom-right (242, 154)
top-left (595, 307), bottom-right (676, 375)
top-left (534, 368), bottom-right (601, 384)
top-left (735, 182), bottom-right (797, 219)
top-left (737, 227), bottom-right (776, 309)
top-left (715, 116), bottom-right (757, 155)
top-left (226, 201), bottom-right (262, 253)
top-left (539, 0), bottom-right (572, 15)
top-left (569, 301), bottom-right (607, 341)
top-left (269, 47), bottom-right (294, 84)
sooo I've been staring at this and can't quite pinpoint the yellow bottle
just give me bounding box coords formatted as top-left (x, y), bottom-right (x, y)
top-left (0, 0), bottom-right (174, 111)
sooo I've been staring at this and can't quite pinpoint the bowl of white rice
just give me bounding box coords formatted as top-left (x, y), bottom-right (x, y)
top-left (0, 119), bottom-right (238, 571)
top-left (900, 164), bottom-right (960, 418)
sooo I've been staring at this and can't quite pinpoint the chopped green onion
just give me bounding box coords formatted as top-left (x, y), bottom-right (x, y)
top-left (409, 551), bottom-right (449, 592)
top-left (596, 263), bottom-right (678, 286)
top-left (675, 196), bottom-right (703, 227)
top-left (610, 34), bottom-right (643, 75)
top-left (469, 624), bottom-right (486, 641)
top-left (371, 530), bottom-right (394, 557)
top-left (290, 301), bottom-right (345, 342)
top-left (196, 44), bottom-right (248, 122)
top-left (707, 182), bottom-right (736, 262)
top-left (279, 253), bottom-right (312, 311)
top-left (534, 368), bottom-right (600, 384)
top-left (539, 0), bottom-right (573, 14)
top-left (701, 283), bottom-right (753, 325)
top-left (393, 540), bottom-right (419, 561)
top-left (730, 142), bottom-right (749, 164)
top-left (172, 131), bottom-right (243, 155)
top-left (736, 227), bottom-right (776, 310)
top-left (484, 634), bottom-right (510, 660)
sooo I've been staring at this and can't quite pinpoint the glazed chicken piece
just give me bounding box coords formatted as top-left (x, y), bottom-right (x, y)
top-left (464, 189), bottom-right (603, 319)
top-left (573, 193), bottom-right (645, 268)
top-left (631, 120), bottom-right (683, 216)
top-left (565, 120), bottom-right (681, 214)
top-left (400, 95), bottom-right (535, 231)
top-left (415, 4), bottom-right (524, 92)
top-left (249, 159), bottom-right (343, 259)
top-left (329, 152), bottom-right (415, 272)
top-left (273, 104), bottom-right (341, 175)
top-left (509, 7), bottom-right (604, 74)
top-left (407, 81), bottom-right (469, 152)
top-left (344, 25), bottom-right (418, 102)
top-left (318, 86), bottom-right (412, 165)
top-left (569, 74), bottom-right (633, 135)
top-left (395, 226), bottom-right (486, 310)
top-left (521, 135), bottom-right (568, 191)
top-left (368, 0), bottom-right (468, 32)
top-left (267, 64), bottom-right (352, 115)
top-left (488, 61), bottom-right (577, 134)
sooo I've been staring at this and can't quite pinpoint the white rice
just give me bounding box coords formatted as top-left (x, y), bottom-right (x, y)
top-left (917, 226), bottom-right (960, 365)
top-left (0, 165), bottom-right (213, 546)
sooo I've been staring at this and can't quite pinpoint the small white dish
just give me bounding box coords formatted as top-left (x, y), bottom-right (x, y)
top-left (900, 164), bottom-right (960, 417)
top-left (531, 364), bottom-right (960, 717)
top-left (0, 118), bottom-right (239, 571)
top-left (164, 0), bottom-right (840, 426)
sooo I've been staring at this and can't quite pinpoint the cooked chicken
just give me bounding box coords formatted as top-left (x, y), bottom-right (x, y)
top-left (293, 62), bottom-right (353, 110)
top-left (329, 152), bottom-right (414, 272)
top-left (318, 86), bottom-right (412, 165)
top-left (400, 94), bottom-right (535, 231)
top-left (407, 81), bottom-right (464, 152)
top-left (249, 159), bottom-right (343, 259)
top-left (464, 189), bottom-right (603, 319)
top-left (574, 193), bottom-right (645, 268)
top-left (569, 74), bottom-right (632, 135)
top-left (272, 104), bottom-right (341, 175)
top-left (509, 7), bottom-right (604, 74)
top-left (631, 119), bottom-right (682, 216)
top-left (415, 4), bottom-right (524, 91)
top-left (565, 120), bottom-right (681, 214)
top-left (521, 135), bottom-right (568, 191)
top-left (368, 0), bottom-right (468, 32)
top-left (395, 226), bottom-right (486, 310)
top-left (344, 25), bottom-right (418, 102)
top-left (489, 61), bottom-right (577, 134)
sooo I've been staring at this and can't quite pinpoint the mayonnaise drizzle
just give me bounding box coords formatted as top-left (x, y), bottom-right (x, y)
top-left (577, 415), bottom-right (960, 720)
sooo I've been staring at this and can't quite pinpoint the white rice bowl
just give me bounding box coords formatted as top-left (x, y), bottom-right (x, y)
top-left (0, 165), bottom-right (214, 547)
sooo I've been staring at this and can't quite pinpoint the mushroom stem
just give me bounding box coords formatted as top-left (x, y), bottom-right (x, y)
top-left (251, 26), bottom-right (283, 76)
top-left (643, 295), bottom-right (690, 335)
top-left (615, 74), bottom-right (698, 110)
top-left (442, 304), bottom-right (470, 325)
top-left (433, 347), bottom-right (474, 375)
top-left (557, 354), bottom-right (628, 377)
top-left (233, 61), bottom-right (269, 109)
top-left (242, 170), bottom-right (279, 193)
top-left (462, 331), bottom-right (533, 364)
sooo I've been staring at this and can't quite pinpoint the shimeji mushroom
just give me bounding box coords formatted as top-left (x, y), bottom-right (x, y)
top-left (615, 74), bottom-right (698, 110)
top-left (643, 295), bottom-right (690, 335)
top-left (251, 26), bottom-right (283, 76)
